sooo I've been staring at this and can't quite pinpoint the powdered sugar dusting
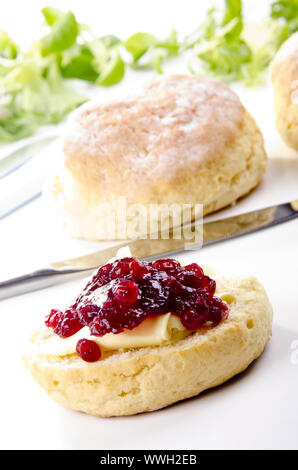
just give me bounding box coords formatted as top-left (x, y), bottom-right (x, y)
top-left (63, 74), bottom-right (244, 193)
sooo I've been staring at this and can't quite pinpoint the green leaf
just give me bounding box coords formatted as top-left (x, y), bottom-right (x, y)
top-left (124, 33), bottom-right (157, 61)
top-left (271, 0), bottom-right (298, 34)
top-left (99, 35), bottom-right (121, 48)
top-left (0, 30), bottom-right (18, 59)
top-left (151, 49), bottom-right (168, 74)
top-left (0, 58), bottom-right (87, 142)
top-left (41, 6), bottom-right (63, 26)
top-left (41, 11), bottom-right (78, 55)
top-left (222, 0), bottom-right (243, 40)
top-left (271, 0), bottom-right (298, 22)
top-left (97, 53), bottom-right (125, 86)
top-left (197, 39), bottom-right (252, 83)
top-left (157, 28), bottom-right (179, 54)
top-left (1, 60), bottom-right (41, 93)
top-left (201, 7), bottom-right (217, 41)
top-left (187, 0), bottom-right (288, 86)
top-left (0, 113), bottom-right (38, 142)
top-left (59, 45), bottom-right (99, 81)
top-left (270, 20), bottom-right (291, 49)
top-left (125, 28), bottom-right (179, 73)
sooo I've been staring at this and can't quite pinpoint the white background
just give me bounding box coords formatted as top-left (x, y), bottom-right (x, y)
top-left (0, 0), bottom-right (298, 450)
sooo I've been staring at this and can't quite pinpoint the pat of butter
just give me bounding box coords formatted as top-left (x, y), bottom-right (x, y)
top-left (32, 313), bottom-right (189, 357)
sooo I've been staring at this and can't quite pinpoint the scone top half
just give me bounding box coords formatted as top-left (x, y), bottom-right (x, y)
top-left (270, 32), bottom-right (298, 150)
top-left (52, 74), bottom-right (267, 240)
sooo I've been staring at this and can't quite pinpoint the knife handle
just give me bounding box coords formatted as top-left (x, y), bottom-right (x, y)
top-left (0, 267), bottom-right (90, 301)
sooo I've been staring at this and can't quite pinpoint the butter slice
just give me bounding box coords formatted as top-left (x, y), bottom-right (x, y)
top-left (32, 313), bottom-right (189, 357)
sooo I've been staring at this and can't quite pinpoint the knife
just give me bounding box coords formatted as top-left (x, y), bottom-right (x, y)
top-left (0, 135), bottom-right (58, 219)
top-left (0, 135), bottom-right (58, 179)
top-left (0, 200), bottom-right (297, 300)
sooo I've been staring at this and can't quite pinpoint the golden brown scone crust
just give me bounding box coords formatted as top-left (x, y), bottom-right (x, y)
top-left (270, 32), bottom-right (298, 150)
top-left (49, 74), bottom-right (267, 240)
top-left (22, 272), bottom-right (273, 417)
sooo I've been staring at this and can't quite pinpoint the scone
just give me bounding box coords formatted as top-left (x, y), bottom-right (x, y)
top-left (270, 32), bottom-right (298, 150)
top-left (23, 252), bottom-right (273, 417)
top-left (48, 74), bottom-right (267, 240)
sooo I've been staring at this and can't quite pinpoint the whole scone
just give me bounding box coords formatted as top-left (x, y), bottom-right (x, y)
top-left (22, 268), bottom-right (273, 417)
top-left (270, 32), bottom-right (298, 150)
top-left (48, 74), bottom-right (267, 240)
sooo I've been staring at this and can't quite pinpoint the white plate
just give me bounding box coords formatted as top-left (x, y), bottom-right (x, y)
top-left (1, 223), bottom-right (298, 450)
top-left (0, 2), bottom-right (298, 447)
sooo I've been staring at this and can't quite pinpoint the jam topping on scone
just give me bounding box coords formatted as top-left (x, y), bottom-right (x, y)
top-left (45, 257), bottom-right (229, 362)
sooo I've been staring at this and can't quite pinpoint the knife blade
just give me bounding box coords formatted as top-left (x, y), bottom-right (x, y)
top-left (0, 136), bottom-right (58, 219)
top-left (0, 200), bottom-right (297, 300)
top-left (0, 135), bottom-right (57, 179)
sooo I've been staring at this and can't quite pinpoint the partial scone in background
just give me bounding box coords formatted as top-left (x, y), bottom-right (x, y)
top-left (270, 32), bottom-right (298, 151)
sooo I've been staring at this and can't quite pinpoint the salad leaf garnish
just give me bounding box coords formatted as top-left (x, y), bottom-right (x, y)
top-left (0, 30), bottom-right (18, 59)
top-left (41, 6), bottom-right (63, 26)
top-left (223, 0), bottom-right (243, 40)
top-left (40, 11), bottom-right (79, 55)
top-left (59, 45), bottom-right (99, 82)
top-left (125, 29), bottom-right (179, 73)
top-left (125, 33), bottom-right (157, 61)
top-left (0, 1), bottom-right (297, 142)
top-left (271, 0), bottom-right (298, 34)
top-left (97, 53), bottom-right (125, 86)
top-left (186, 0), bottom-right (296, 86)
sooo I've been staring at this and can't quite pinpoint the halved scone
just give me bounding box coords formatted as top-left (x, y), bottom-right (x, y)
top-left (23, 257), bottom-right (273, 417)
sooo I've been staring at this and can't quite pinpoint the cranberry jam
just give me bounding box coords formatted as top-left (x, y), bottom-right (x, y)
top-left (45, 257), bottom-right (229, 362)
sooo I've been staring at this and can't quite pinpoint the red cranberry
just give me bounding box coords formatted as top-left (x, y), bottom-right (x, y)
top-left (98, 263), bottom-right (112, 277)
top-left (88, 299), bottom-right (121, 337)
top-left (77, 304), bottom-right (98, 325)
top-left (89, 305), bottom-right (145, 336)
top-left (129, 259), bottom-right (149, 280)
top-left (163, 277), bottom-right (183, 295)
top-left (208, 297), bottom-right (229, 325)
top-left (47, 256), bottom-right (229, 343)
top-left (184, 263), bottom-right (204, 278)
top-left (153, 259), bottom-right (181, 274)
top-left (112, 280), bottom-right (139, 306)
top-left (138, 272), bottom-right (170, 313)
top-left (54, 310), bottom-right (82, 338)
top-left (198, 276), bottom-right (216, 297)
top-left (76, 339), bottom-right (101, 362)
top-left (110, 259), bottom-right (131, 279)
top-left (119, 257), bottom-right (135, 264)
top-left (180, 308), bottom-right (206, 330)
top-left (86, 263), bottom-right (113, 290)
top-left (89, 318), bottom-right (105, 336)
top-left (177, 270), bottom-right (202, 288)
top-left (45, 309), bottom-right (61, 329)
